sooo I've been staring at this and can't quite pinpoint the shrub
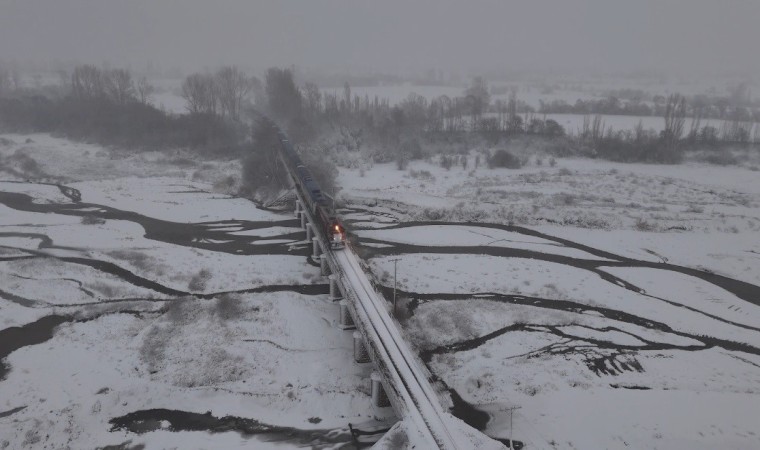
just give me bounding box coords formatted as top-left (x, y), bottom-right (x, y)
top-left (188, 269), bottom-right (212, 292)
top-left (701, 151), bottom-right (738, 166)
top-left (140, 325), bottom-right (168, 372)
top-left (81, 215), bottom-right (106, 225)
top-left (556, 193), bottom-right (576, 205)
top-left (635, 218), bottom-right (656, 231)
top-left (488, 149), bottom-right (524, 169)
top-left (409, 169), bottom-right (435, 181)
top-left (214, 294), bottom-right (244, 321)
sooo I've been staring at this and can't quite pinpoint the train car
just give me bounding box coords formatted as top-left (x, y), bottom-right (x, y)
top-left (273, 124), bottom-right (347, 249)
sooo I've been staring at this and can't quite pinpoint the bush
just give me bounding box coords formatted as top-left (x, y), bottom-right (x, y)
top-left (635, 218), bottom-right (656, 231)
top-left (214, 294), bottom-right (244, 321)
top-left (409, 169), bottom-right (435, 181)
top-left (81, 215), bottom-right (106, 225)
top-left (701, 151), bottom-right (738, 166)
top-left (488, 149), bottom-right (524, 169)
top-left (188, 269), bottom-right (212, 292)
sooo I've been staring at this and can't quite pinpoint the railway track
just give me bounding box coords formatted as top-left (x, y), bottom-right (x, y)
top-left (293, 189), bottom-right (504, 450)
top-left (269, 115), bottom-right (504, 448)
top-left (336, 248), bottom-right (458, 447)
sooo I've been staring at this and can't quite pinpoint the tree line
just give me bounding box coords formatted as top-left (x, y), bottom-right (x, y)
top-left (538, 92), bottom-right (760, 123)
top-left (0, 64), bottom-right (243, 153)
top-left (180, 67), bottom-right (262, 121)
top-left (261, 68), bottom-right (759, 166)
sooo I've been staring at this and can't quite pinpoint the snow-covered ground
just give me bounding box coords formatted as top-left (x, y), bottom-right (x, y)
top-left (539, 113), bottom-right (745, 136)
top-left (338, 153), bottom-right (760, 448)
top-left (3, 127), bottom-right (760, 449)
top-left (0, 134), bottom-right (382, 449)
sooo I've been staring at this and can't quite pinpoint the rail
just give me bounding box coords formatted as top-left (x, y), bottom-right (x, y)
top-left (278, 130), bottom-right (504, 449)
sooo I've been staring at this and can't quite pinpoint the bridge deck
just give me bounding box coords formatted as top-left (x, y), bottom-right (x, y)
top-left (276, 128), bottom-right (503, 448)
top-left (294, 192), bottom-right (503, 450)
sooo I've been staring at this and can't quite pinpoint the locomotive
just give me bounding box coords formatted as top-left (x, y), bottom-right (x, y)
top-left (273, 124), bottom-right (346, 249)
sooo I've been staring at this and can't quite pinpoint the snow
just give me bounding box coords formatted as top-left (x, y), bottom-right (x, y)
top-left (0, 134), bottom-right (386, 449)
top-left (150, 91), bottom-right (188, 115)
top-left (337, 141), bottom-right (760, 449)
top-left (541, 112), bottom-right (738, 135)
top-left (3, 103), bottom-right (760, 448)
top-left (357, 224), bottom-right (612, 260)
top-left (72, 177), bottom-right (282, 223)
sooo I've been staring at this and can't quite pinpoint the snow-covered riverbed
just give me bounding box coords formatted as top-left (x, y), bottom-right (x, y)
top-left (0, 134), bottom-right (380, 449)
top-left (339, 156), bottom-right (760, 449)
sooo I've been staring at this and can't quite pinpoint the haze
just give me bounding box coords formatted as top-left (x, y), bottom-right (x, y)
top-left (2, 0), bottom-right (759, 76)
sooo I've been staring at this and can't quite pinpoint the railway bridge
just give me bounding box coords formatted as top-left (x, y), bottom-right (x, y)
top-left (281, 139), bottom-right (505, 449)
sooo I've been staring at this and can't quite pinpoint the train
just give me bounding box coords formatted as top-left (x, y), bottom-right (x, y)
top-left (271, 122), bottom-right (347, 249)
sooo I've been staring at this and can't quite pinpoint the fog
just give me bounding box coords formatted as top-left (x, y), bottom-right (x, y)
top-left (2, 0), bottom-right (759, 76)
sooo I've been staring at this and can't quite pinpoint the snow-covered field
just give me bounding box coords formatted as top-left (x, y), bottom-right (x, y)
top-left (2, 125), bottom-right (759, 449)
top-left (338, 153), bottom-right (760, 448)
top-left (539, 113), bottom-right (746, 136)
top-left (0, 134), bottom-right (382, 449)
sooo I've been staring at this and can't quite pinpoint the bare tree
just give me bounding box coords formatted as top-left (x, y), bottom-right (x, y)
top-left (10, 66), bottom-right (21, 91)
top-left (71, 65), bottom-right (105, 100)
top-left (0, 65), bottom-right (9, 96)
top-left (104, 69), bottom-right (135, 105)
top-left (303, 82), bottom-right (322, 117)
top-left (265, 67), bottom-right (302, 120)
top-left (56, 69), bottom-right (69, 91)
top-left (343, 81), bottom-right (352, 113)
top-left (215, 66), bottom-right (253, 120)
top-left (506, 88), bottom-right (519, 133)
top-left (663, 94), bottom-right (686, 147)
top-left (136, 76), bottom-right (155, 104)
top-left (181, 73), bottom-right (218, 115)
top-left (465, 76), bottom-right (490, 129)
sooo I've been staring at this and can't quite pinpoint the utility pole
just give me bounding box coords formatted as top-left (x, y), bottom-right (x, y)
top-left (506, 405), bottom-right (522, 449)
top-left (390, 258), bottom-right (400, 316)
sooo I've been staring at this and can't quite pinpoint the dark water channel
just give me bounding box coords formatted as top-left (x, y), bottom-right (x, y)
top-left (109, 409), bottom-right (369, 449)
top-left (0, 315), bottom-right (71, 380)
top-left (0, 188), bottom-right (305, 258)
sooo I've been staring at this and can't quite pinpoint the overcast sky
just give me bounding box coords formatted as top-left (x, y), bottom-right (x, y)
top-left (2, 0), bottom-right (759, 77)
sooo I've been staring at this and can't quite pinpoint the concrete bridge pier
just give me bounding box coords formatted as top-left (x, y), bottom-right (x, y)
top-left (300, 211), bottom-right (307, 229)
top-left (353, 331), bottom-right (371, 363)
top-left (306, 223), bottom-right (313, 241)
top-left (370, 371), bottom-right (391, 409)
top-left (339, 300), bottom-right (355, 329)
top-left (329, 275), bottom-right (342, 301)
top-left (295, 199), bottom-right (302, 217)
top-left (320, 256), bottom-right (330, 276)
top-left (312, 237), bottom-right (322, 259)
